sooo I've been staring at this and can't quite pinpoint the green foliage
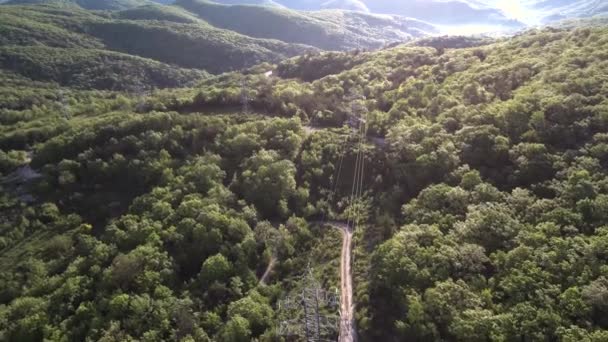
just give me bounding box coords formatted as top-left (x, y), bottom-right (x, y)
top-left (114, 4), bottom-right (203, 23)
top-left (239, 149), bottom-right (297, 218)
top-left (200, 253), bottom-right (233, 284)
top-left (218, 315), bottom-right (251, 342)
top-left (227, 291), bottom-right (273, 335)
top-left (1, 19), bottom-right (608, 342)
top-left (175, 0), bottom-right (434, 51)
top-left (0, 149), bottom-right (28, 174)
top-left (85, 19), bottom-right (313, 73)
top-left (277, 50), bottom-right (369, 82)
top-left (0, 2), bottom-right (311, 81)
top-left (6, 0), bottom-right (153, 11)
top-left (0, 46), bottom-right (206, 90)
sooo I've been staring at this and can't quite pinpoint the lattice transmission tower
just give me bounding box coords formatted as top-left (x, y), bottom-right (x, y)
top-left (277, 266), bottom-right (339, 342)
top-left (58, 89), bottom-right (71, 120)
top-left (241, 78), bottom-right (250, 115)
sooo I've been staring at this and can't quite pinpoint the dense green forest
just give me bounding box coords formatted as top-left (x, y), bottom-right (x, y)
top-left (0, 0), bottom-right (435, 84)
top-left (0, 3), bottom-right (316, 82)
top-left (4, 0), bottom-right (155, 10)
top-left (173, 0), bottom-right (435, 50)
top-left (1, 5), bottom-right (608, 341)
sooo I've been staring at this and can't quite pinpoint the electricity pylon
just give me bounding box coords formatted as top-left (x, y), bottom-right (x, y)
top-left (344, 89), bottom-right (367, 131)
top-left (58, 89), bottom-right (71, 119)
top-left (241, 78), bottom-right (250, 115)
top-left (277, 266), bottom-right (339, 342)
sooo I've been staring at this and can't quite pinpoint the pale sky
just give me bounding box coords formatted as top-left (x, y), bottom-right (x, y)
top-left (495, 0), bottom-right (528, 19)
top-left (488, 0), bottom-right (542, 25)
top-left (436, 0), bottom-right (546, 35)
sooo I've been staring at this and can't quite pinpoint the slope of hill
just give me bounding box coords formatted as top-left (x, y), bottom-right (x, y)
top-left (471, 0), bottom-right (608, 25)
top-left (0, 6), bottom-right (104, 48)
top-left (0, 45), bottom-right (207, 90)
top-left (0, 4), bottom-right (208, 90)
top-left (1, 22), bottom-right (608, 342)
top-left (210, 0), bottom-right (284, 6)
top-left (114, 3), bottom-right (203, 22)
top-left (0, 2), bottom-right (319, 83)
top-left (364, 0), bottom-right (523, 26)
top-left (86, 19), bottom-right (315, 72)
top-left (5, 0), bottom-right (155, 10)
top-left (212, 0), bottom-right (524, 27)
top-left (7, 0), bottom-right (604, 30)
top-left (174, 0), bottom-right (436, 50)
top-left (212, 0), bottom-right (607, 31)
top-left (533, 0), bottom-right (608, 23)
top-left (1, 0), bottom-right (435, 84)
top-left (320, 0), bottom-right (368, 12)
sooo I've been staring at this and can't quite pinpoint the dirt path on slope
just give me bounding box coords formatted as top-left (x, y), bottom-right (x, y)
top-left (338, 225), bottom-right (355, 342)
top-left (259, 256), bottom-right (277, 285)
top-left (318, 221), bottom-right (355, 342)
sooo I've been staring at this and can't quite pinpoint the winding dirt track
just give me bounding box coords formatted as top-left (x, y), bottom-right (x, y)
top-left (297, 219), bottom-right (357, 341)
top-left (338, 225), bottom-right (355, 342)
top-left (321, 222), bottom-right (356, 342)
top-left (259, 256), bottom-right (277, 285)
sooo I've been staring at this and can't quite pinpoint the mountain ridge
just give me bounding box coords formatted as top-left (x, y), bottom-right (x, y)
top-left (209, 0), bottom-right (608, 30)
top-left (174, 0), bottom-right (436, 50)
top-left (4, 0), bottom-right (156, 10)
top-left (0, 0), bottom-right (436, 90)
top-left (1, 21), bottom-right (608, 342)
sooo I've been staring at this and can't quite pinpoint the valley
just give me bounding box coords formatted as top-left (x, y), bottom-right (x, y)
top-left (1, 1), bottom-right (608, 341)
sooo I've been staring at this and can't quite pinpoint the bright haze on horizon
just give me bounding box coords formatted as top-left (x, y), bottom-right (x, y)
top-left (427, 0), bottom-right (606, 35)
top-left (475, 0), bottom-right (607, 25)
top-left (436, 0), bottom-right (538, 35)
top-left (241, 0), bottom-right (607, 35)
top-left (493, 0), bottom-right (535, 23)
top-left (484, 0), bottom-right (557, 25)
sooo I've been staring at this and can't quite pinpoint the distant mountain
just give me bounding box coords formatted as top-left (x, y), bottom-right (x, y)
top-left (320, 0), bottom-right (368, 12)
top-left (5, 0), bottom-right (606, 30)
top-left (363, 0), bottom-right (523, 27)
top-left (174, 0), bottom-right (436, 50)
top-left (84, 19), bottom-right (313, 72)
top-left (1, 0), bottom-right (182, 8)
top-left (238, 0), bottom-right (369, 12)
top-left (4, 0), bottom-right (155, 10)
top-left (531, 0), bottom-right (608, 23)
top-left (0, 45), bottom-right (207, 90)
top-left (208, 0), bottom-right (284, 6)
top-left (252, 0), bottom-right (330, 10)
top-left (0, 2), bottom-right (316, 86)
top-left (115, 3), bottom-right (205, 22)
top-left (209, 0), bottom-right (608, 32)
top-left (1, 0), bottom-right (435, 50)
top-left (211, 0), bottom-right (523, 27)
top-left (466, 0), bottom-right (608, 25)
top-left (0, 0), bottom-right (434, 89)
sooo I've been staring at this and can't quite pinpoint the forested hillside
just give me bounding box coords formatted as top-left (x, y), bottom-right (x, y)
top-left (174, 0), bottom-right (435, 50)
top-left (210, 0), bottom-right (608, 28)
top-left (0, 1), bottom-right (435, 87)
top-left (1, 15), bottom-right (608, 342)
top-left (4, 0), bottom-right (155, 10)
top-left (0, 3), bottom-right (317, 83)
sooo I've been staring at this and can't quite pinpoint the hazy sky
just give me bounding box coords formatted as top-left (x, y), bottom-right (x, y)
top-left (435, 0), bottom-right (544, 34)
top-left (486, 0), bottom-right (552, 25)
top-left (495, 0), bottom-right (530, 20)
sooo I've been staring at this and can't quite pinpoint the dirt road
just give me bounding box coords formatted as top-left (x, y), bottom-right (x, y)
top-left (259, 256), bottom-right (277, 285)
top-left (307, 221), bottom-right (356, 341)
top-left (321, 222), bottom-right (355, 342)
top-left (338, 225), bottom-right (355, 342)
